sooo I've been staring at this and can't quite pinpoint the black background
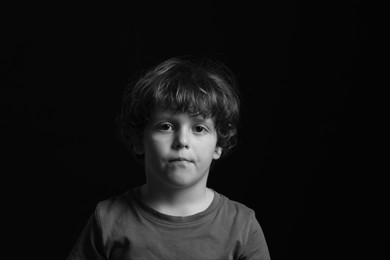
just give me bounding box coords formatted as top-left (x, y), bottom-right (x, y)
top-left (1, 1), bottom-right (386, 259)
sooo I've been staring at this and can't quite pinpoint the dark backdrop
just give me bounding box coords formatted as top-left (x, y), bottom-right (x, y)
top-left (2, 2), bottom-right (384, 260)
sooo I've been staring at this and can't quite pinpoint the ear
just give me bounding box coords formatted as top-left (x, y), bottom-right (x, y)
top-left (213, 146), bottom-right (222, 160)
top-left (133, 142), bottom-right (145, 155)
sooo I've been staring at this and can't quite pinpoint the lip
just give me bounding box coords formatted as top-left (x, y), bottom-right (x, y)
top-left (169, 158), bottom-right (193, 163)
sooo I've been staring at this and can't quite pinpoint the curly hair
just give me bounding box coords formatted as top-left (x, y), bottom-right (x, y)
top-left (116, 55), bottom-right (241, 159)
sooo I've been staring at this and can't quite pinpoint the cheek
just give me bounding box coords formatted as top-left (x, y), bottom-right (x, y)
top-left (196, 139), bottom-right (218, 159)
top-left (144, 135), bottom-right (170, 158)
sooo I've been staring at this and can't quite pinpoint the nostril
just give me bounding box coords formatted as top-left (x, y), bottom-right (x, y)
top-left (174, 143), bottom-right (189, 149)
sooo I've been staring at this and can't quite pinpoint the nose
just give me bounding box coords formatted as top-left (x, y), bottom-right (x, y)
top-left (172, 127), bottom-right (189, 149)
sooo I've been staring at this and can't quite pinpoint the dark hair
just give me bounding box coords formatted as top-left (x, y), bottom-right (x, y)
top-left (116, 55), bottom-right (240, 159)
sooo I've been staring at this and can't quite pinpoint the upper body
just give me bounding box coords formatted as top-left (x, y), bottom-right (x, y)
top-left (67, 55), bottom-right (271, 259)
top-left (66, 186), bottom-right (271, 260)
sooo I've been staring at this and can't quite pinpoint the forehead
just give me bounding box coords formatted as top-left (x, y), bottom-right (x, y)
top-left (149, 107), bottom-right (215, 124)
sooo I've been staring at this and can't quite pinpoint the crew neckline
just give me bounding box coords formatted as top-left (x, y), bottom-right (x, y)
top-left (128, 186), bottom-right (222, 226)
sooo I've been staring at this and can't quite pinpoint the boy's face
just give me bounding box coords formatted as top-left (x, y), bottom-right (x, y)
top-left (136, 108), bottom-right (222, 189)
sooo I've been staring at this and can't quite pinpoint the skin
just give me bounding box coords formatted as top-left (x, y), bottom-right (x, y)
top-left (134, 108), bottom-right (222, 216)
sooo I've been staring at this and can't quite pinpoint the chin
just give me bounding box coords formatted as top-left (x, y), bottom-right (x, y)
top-left (165, 173), bottom-right (202, 188)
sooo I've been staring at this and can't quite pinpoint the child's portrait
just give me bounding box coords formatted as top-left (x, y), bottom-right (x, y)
top-left (2, 2), bottom-right (382, 260)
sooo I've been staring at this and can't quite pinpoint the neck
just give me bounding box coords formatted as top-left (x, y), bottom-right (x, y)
top-left (140, 182), bottom-right (214, 217)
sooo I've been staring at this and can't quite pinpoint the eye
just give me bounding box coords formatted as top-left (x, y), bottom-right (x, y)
top-left (193, 125), bottom-right (208, 134)
top-left (157, 123), bottom-right (174, 132)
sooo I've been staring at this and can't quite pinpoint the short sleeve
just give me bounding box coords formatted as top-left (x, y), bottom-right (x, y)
top-left (240, 214), bottom-right (271, 260)
top-left (66, 210), bottom-right (107, 260)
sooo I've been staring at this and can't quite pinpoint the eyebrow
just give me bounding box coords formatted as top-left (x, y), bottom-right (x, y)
top-left (190, 115), bottom-right (214, 123)
top-left (152, 111), bottom-right (214, 124)
top-left (151, 110), bottom-right (176, 121)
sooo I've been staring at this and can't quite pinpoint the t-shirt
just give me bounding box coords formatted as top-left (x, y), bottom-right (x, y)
top-left (67, 187), bottom-right (271, 260)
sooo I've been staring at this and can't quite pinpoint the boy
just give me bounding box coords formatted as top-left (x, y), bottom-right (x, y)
top-left (67, 55), bottom-right (271, 259)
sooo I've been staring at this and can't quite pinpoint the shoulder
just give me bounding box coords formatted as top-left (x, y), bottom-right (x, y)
top-left (216, 192), bottom-right (258, 225)
top-left (94, 189), bottom-right (137, 226)
top-left (219, 193), bottom-right (255, 215)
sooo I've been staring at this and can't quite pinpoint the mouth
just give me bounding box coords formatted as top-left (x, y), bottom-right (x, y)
top-left (169, 158), bottom-right (193, 163)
